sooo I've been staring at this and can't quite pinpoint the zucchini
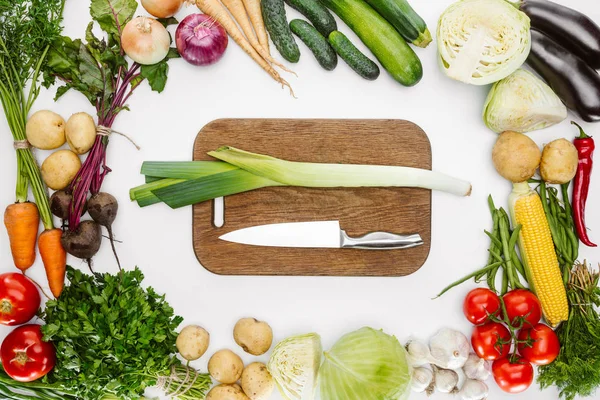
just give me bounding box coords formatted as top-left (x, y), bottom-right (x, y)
top-left (262, 0), bottom-right (301, 63)
top-left (290, 20), bottom-right (338, 71)
top-left (362, 0), bottom-right (430, 47)
top-left (284, 0), bottom-right (337, 37)
top-left (329, 31), bottom-right (379, 80)
top-left (321, 0), bottom-right (422, 86)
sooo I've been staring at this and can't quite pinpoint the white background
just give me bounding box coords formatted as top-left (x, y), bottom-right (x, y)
top-left (1, 0), bottom-right (599, 399)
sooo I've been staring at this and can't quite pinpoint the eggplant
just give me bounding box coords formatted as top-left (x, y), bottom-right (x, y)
top-left (520, 0), bottom-right (600, 69)
top-left (527, 30), bottom-right (600, 122)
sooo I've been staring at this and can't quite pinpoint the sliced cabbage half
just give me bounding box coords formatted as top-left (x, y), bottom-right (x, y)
top-left (483, 68), bottom-right (567, 133)
top-left (437, 0), bottom-right (531, 85)
top-left (319, 327), bottom-right (412, 400)
top-left (267, 333), bottom-right (322, 400)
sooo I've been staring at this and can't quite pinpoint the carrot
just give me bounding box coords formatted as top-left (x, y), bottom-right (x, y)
top-left (221, 0), bottom-right (295, 74)
top-left (242, 0), bottom-right (270, 55)
top-left (4, 202), bottom-right (39, 271)
top-left (38, 228), bottom-right (66, 298)
top-left (196, 0), bottom-right (294, 94)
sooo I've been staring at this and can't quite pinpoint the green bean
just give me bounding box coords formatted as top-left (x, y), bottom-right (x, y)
top-left (501, 267), bottom-right (509, 295)
top-left (484, 230), bottom-right (503, 248)
top-left (540, 182), bottom-right (550, 215)
top-left (499, 216), bottom-right (517, 289)
top-left (435, 261), bottom-right (504, 298)
top-left (487, 265), bottom-right (499, 292)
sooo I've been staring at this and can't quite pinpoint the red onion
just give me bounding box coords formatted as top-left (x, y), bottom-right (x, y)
top-left (176, 14), bottom-right (228, 66)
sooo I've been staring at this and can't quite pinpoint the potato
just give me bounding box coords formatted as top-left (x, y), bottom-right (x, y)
top-left (208, 349), bottom-right (244, 384)
top-left (26, 110), bottom-right (66, 150)
top-left (66, 112), bottom-right (96, 155)
top-left (540, 138), bottom-right (578, 184)
top-left (233, 318), bottom-right (273, 356)
top-left (176, 325), bottom-right (210, 361)
top-left (241, 362), bottom-right (274, 400)
top-left (492, 131), bottom-right (541, 183)
top-left (206, 384), bottom-right (250, 400)
top-left (41, 150), bottom-right (81, 190)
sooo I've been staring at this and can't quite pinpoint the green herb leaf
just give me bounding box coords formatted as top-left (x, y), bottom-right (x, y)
top-left (157, 17), bottom-right (179, 27)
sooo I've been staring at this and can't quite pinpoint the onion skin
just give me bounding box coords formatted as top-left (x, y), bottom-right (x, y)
top-left (141, 0), bottom-right (183, 18)
top-left (176, 14), bottom-right (228, 66)
top-left (122, 17), bottom-right (170, 65)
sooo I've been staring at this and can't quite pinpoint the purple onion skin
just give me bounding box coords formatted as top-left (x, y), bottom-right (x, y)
top-left (176, 14), bottom-right (228, 66)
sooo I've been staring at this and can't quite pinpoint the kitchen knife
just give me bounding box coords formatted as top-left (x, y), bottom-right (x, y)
top-left (218, 221), bottom-right (423, 250)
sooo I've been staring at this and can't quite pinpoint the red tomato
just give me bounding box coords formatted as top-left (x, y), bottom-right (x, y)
top-left (1, 324), bottom-right (55, 382)
top-left (463, 288), bottom-right (501, 325)
top-left (503, 289), bottom-right (542, 328)
top-left (492, 356), bottom-right (534, 393)
top-left (517, 323), bottom-right (560, 365)
top-left (471, 322), bottom-right (511, 360)
top-left (0, 273), bottom-right (41, 326)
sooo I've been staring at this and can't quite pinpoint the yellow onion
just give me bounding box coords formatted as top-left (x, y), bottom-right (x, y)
top-left (141, 0), bottom-right (184, 18)
top-left (122, 17), bottom-right (170, 65)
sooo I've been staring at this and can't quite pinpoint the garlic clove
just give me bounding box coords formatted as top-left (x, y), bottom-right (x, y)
top-left (464, 353), bottom-right (492, 381)
top-left (411, 367), bottom-right (434, 393)
top-left (429, 328), bottom-right (470, 369)
top-left (405, 339), bottom-right (432, 367)
top-left (459, 379), bottom-right (489, 400)
top-left (433, 366), bottom-right (459, 394)
top-left (455, 366), bottom-right (467, 391)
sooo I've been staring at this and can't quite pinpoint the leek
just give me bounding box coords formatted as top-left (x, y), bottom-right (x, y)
top-left (130, 147), bottom-right (472, 209)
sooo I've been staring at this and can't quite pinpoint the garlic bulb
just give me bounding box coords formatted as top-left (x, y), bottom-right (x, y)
top-left (433, 366), bottom-right (459, 394)
top-left (406, 339), bottom-right (431, 367)
top-left (464, 353), bottom-right (491, 381)
top-left (429, 328), bottom-right (470, 369)
top-left (411, 367), bottom-right (433, 393)
top-left (459, 379), bottom-right (489, 400)
top-left (122, 17), bottom-right (170, 65)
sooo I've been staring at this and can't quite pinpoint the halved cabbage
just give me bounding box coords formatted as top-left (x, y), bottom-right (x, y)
top-left (483, 68), bottom-right (567, 133)
top-left (437, 0), bottom-right (531, 85)
top-left (267, 333), bottom-right (321, 400)
top-left (319, 327), bottom-right (412, 400)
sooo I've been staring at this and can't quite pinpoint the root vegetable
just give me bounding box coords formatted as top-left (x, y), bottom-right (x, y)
top-left (208, 349), bottom-right (244, 384)
top-left (65, 112), bottom-right (96, 155)
top-left (206, 384), bottom-right (250, 400)
top-left (176, 325), bottom-right (210, 361)
top-left (60, 220), bottom-right (102, 260)
top-left (122, 17), bottom-right (170, 65)
top-left (25, 110), bottom-right (66, 150)
top-left (4, 202), bottom-right (39, 271)
top-left (233, 318), bottom-right (273, 356)
top-left (492, 131), bottom-right (541, 183)
top-left (241, 362), bottom-right (274, 400)
top-left (540, 138), bottom-right (578, 184)
top-left (141, 0), bottom-right (184, 18)
top-left (87, 192), bottom-right (120, 268)
top-left (38, 228), bottom-right (67, 297)
top-left (41, 150), bottom-right (81, 190)
top-left (49, 190), bottom-right (72, 220)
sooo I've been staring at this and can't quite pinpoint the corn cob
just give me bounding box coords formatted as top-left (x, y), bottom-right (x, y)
top-left (508, 182), bottom-right (569, 327)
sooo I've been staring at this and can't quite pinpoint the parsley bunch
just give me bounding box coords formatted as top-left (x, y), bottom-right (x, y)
top-left (40, 267), bottom-right (210, 400)
top-left (538, 261), bottom-right (600, 400)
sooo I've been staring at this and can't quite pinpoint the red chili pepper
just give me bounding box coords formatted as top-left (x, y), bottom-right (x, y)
top-left (572, 121), bottom-right (596, 247)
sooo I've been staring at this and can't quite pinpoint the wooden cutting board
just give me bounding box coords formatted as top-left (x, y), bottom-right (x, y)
top-left (192, 119), bottom-right (432, 276)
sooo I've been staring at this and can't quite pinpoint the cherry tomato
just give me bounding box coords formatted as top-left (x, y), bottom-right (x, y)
top-left (471, 322), bottom-right (511, 360)
top-left (0, 273), bottom-right (41, 326)
top-left (492, 356), bottom-right (534, 393)
top-left (502, 289), bottom-right (542, 328)
top-left (1, 324), bottom-right (55, 382)
top-left (517, 323), bottom-right (560, 365)
top-left (463, 288), bottom-right (501, 325)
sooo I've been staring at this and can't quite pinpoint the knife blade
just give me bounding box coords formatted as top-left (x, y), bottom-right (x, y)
top-left (218, 221), bottom-right (423, 250)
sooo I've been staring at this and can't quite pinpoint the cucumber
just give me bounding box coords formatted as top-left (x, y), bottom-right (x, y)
top-left (262, 0), bottom-right (301, 63)
top-left (284, 0), bottom-right (337, 37)
top-left (290, 20), bottom-right (338, 71)
top-left (321, 0), bottom-right (422, 86)
top-left (329, 31), bottom-right (379, 80)
top-left (363, 0), bottom-right (431, 47)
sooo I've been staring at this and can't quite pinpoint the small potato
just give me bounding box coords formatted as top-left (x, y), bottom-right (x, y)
top-left (208, 349), bottom-right (244, 384)
top-left (540, 138), bottom-right (578, 184)
top-left (41, 150), bottom-right (81, 190)
top-left (26, 110), bottom-right (66, 150)
top-left (233, 318), bottom-right (273, 356)
top-left (241, 362), bottom-right (274, 400)
top-left (66, 112), bottom-right (96, 154)
top-left (206, 384), bottom-right (250, 400)
top-left (177, 325), bottom-right (210, 361)
top-left (492, 131), bottom-right (541, 183)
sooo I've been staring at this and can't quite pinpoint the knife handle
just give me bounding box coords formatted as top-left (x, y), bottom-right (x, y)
top-left (340, 230), bottom-right (423, 250)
